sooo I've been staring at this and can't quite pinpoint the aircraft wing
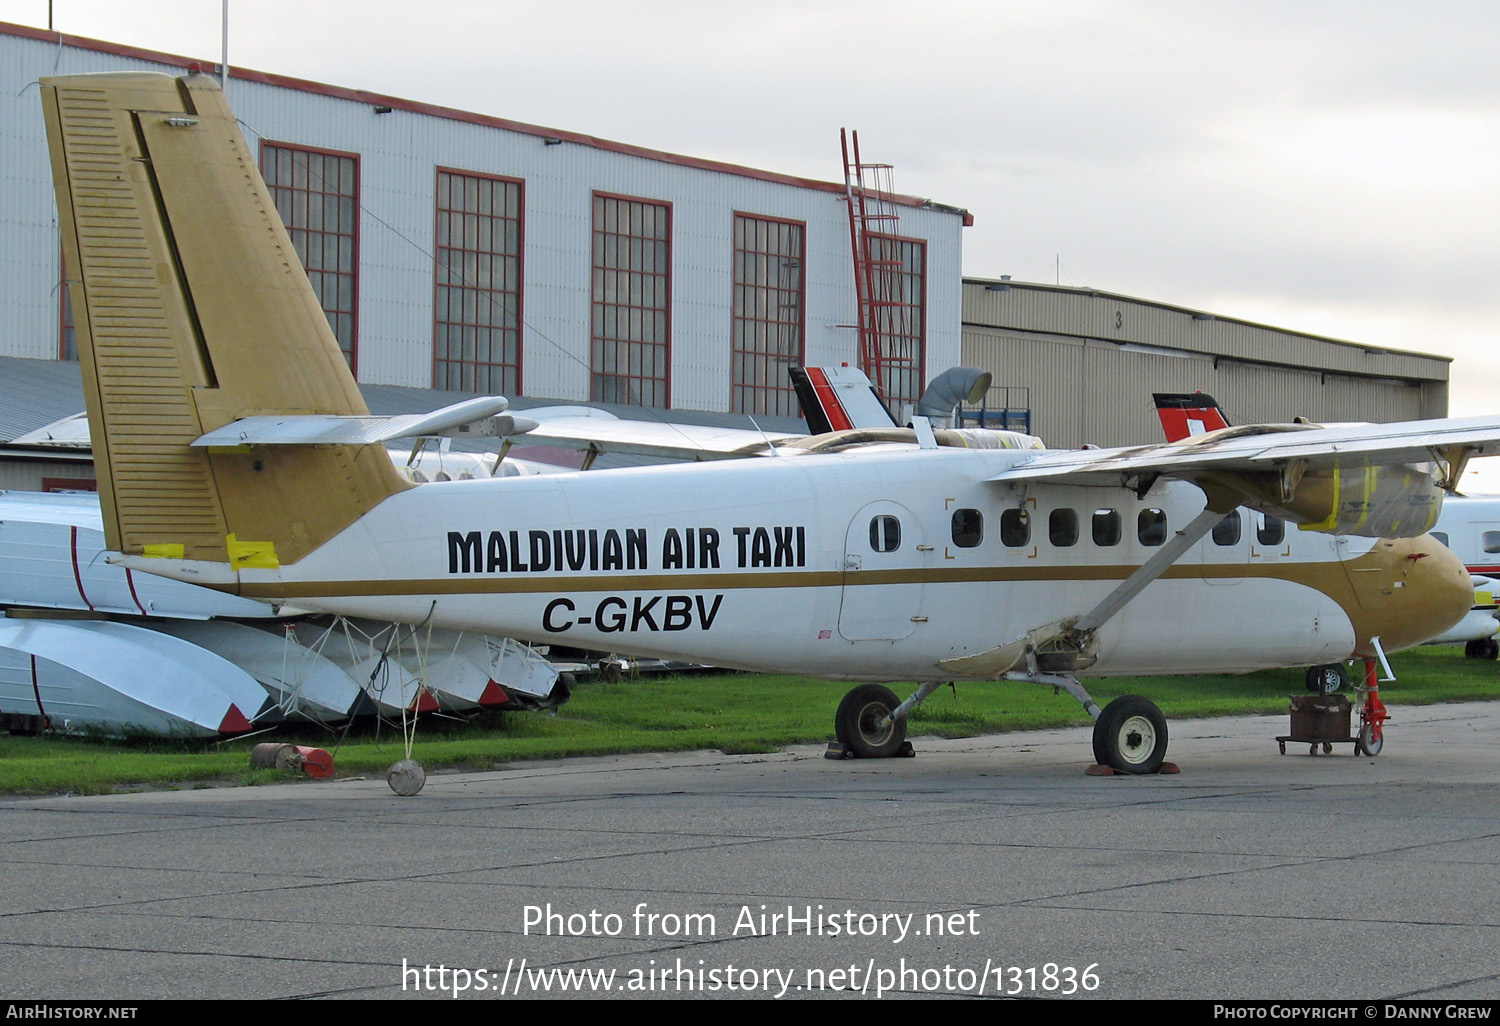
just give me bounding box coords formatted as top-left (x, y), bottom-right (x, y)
top-left (998, 415), bottom-right (1500, 483)
top-left (497, 409), bottom-right (806, 462)
top-left (993, 414), bottom-right (1500, 537)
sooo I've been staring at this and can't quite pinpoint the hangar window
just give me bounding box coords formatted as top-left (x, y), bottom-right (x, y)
top-left (864, 233), bottom-right (927, 409)
top-left (1212, 510), bottom-right (1242, 546)
top-left (260, 142), bottom-right (360, 370)
top-left (1000, 509), bottom-right (1030, 547)
top-left (951, 508), bottom-right (983, 548)
top-left (870, 515), bottom-right (901, 553)
top-left (1258, 514), bottom-right (1285, 546)
top-left (433, 169), bottom-right (523, 395)
top-left (1484, 531), bottom-right (1500, 554)
top-left (1092, 509), bottom-right (1121, 546)
top-left (1049, 508), bottom-right (1079, 547)
top-left (1138, 509), bottom-right (1168, 546)
top-left (731, 214), bottom-right (805, 417)
top-left (591, 193), bottom-right (671, 407)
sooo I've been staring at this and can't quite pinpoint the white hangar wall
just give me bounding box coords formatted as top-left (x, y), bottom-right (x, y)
top-left (0, 22), bottom-right (966, 415)
top-left (962, 280), bottom-right (1451, 449)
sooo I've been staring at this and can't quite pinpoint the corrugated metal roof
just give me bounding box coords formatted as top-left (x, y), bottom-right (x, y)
top-left (0, 20), bottom-right (964, 219)
top-left (0, 358), bottom-right (87, 442)
top-left (964, 278), bottom-right (1451, 381)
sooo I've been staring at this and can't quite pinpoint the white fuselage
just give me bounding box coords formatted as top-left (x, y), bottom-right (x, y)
top-left (1434, 494), bottom-right (1500, 579)
top-left (214, 444), bottom-right (1445, 682)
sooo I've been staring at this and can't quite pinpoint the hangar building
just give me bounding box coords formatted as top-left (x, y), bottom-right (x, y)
top-left (961, 279), bottom-right (1451, 449)
top-left (0, 21), bottom-right (966, 423)
top-left (0, 21), bottom-right (1453, 483)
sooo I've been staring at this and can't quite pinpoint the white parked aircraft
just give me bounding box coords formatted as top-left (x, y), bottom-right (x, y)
top-left (40, 70), bottom-right (1500, 772)
top-left (1429, 494), bottom-right (1500, 659)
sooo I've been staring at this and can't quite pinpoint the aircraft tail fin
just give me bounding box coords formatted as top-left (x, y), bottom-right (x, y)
top-left (42, 71), bottom-right (408, 571)
top-left (1153, 392), bottom-right (1230, 442)
top-left (789, 364), bottom-right (897, 434)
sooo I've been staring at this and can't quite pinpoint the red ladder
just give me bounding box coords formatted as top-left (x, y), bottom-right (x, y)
top-left (841, 129), bottom-right (916, 408)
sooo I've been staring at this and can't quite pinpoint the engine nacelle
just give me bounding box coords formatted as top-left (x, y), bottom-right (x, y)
top-left (1214, 463), bottom-right (1444, 538)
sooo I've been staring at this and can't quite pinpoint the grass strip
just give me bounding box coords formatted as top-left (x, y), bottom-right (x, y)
top-left (0, 647), bottom-right (1495, 796)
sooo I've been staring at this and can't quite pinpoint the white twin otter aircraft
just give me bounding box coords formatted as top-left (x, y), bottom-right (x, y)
top-left (41, 71), bottom-right (1500, 774)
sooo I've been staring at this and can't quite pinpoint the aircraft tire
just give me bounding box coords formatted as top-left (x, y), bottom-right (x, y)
top-left (1464, 639), bottom-right (1500, 660)
top-left (834, 684), bottom-right (906, 758)
top-left (1092, 695), bottom-right (1168, 774)
top-left (1304, 663), bottom-right (1348, 694)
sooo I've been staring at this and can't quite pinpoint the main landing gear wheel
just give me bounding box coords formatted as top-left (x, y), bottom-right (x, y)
top-left (1464, 639), bottom-right (1499, 660)
top-left (1305, 663), bottom-right (1349, 694)
top-left (1356, 722), bottom-right (1384, 756)
top-left (1092, 695), bottom-right (1169, 774)
top-left (834, 684), bottom-right (906, 759)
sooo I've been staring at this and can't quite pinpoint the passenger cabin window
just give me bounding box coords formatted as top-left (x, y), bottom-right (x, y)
top-left (1050, 508), bottom-right (1079, 547)
top-left (1000, 509), bottom-right (1031, 547)
top-left (1092, 509), bottom-right (1121, 546)
top-left (1431, 531), bottom-right (1449, 547)
top-left (1212, 510), bottom-right (1241, 546)
top-left (951, 508), bottom-right (983, 548)
top-left (870, 515), bottom-right (901, 553)
top-left (1258, 514), bottom-right (1285, 546)
top-left (1138, 508), bottom-right (1167, 547)
top-left (1483, 531), bottom-right (1500, 554)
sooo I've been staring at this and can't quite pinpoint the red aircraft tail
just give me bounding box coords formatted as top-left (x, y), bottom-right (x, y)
top-left (789, 365), bottom-right (896, 434)
top-left (1153, 392), bottom-right (1229, 441)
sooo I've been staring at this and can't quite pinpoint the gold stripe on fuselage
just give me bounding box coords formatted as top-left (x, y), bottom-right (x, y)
top-left (234, 535), bottom-right (1463, 656)
top-left (238, 562), bottom-right (1289, 598)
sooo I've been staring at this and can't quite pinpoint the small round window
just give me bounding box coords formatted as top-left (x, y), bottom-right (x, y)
top-left (1000, 508), bottom-right (1031, 547)
top-left (869, 515), bottom-right (901, 553)
top-left (1212, 510), bottom-right (1241, 546)
top-left (1092, 509), bottom-right (1121, 546)
top-left (951, 508), bottom-right (983, 548)
top-left (1138, 508), bottom-right (1168, 546)
top-left (1050, 508), bottom-right (1079, 547)
top-left (1258, 514), bottom-right (1285, 546)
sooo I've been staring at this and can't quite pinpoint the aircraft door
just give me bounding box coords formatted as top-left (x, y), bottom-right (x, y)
top-left (839, 500), bottom-right (926, 641)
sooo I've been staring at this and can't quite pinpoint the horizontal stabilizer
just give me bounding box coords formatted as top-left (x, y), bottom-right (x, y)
top-left (192, 397), bottom-right (535, 447)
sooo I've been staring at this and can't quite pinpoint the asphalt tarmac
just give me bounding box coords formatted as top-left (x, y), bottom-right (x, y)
top-left (3, 701), bottom-right (1499, 1001)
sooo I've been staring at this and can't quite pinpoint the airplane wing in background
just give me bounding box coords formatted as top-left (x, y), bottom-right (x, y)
top-left (495, 408), bottom-right (805, 462)
top-left (995, 414), bottom-right (1500, 538)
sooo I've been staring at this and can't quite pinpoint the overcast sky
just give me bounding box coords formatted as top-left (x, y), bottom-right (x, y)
top-left (6, 2), bottom-right (1500, 455)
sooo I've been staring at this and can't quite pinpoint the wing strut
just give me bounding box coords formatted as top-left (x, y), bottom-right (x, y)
top-left (938, 501), bottom-right (1231, 679)
top-left (1073, 506), bottom-right (1227, 636)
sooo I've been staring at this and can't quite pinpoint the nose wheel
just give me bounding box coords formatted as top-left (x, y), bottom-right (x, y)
top-left (1305, 663), bottom-right (1349, 694)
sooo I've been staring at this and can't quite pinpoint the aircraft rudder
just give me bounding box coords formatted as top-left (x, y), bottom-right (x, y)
top-left (1153, 392), bottom-right (1230, 442)
top-left (42, 71), bottom-right (407, 572)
